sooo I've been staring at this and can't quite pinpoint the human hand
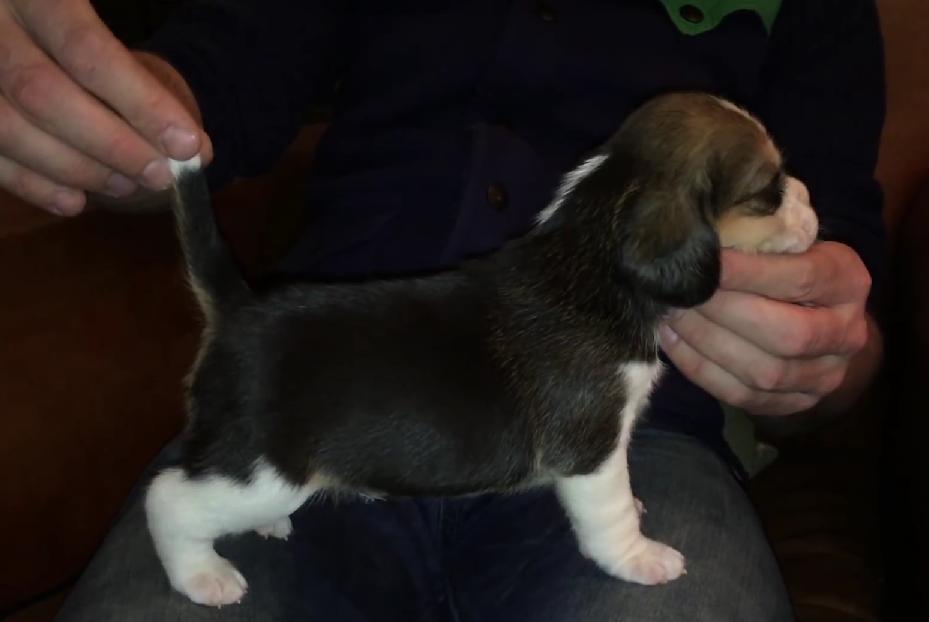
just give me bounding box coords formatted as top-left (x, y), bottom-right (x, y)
top-left (658, 242), bottom-right (876, 416)
top-left (0, 0), bottom-right (212, 216)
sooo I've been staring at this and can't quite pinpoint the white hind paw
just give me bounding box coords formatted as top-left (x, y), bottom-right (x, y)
top-left (611, 539), bottom-right (686, 586)
top-left (255, 516), bottom-right (293, 540)
top-left (175, 554), bottom-right (248, 607)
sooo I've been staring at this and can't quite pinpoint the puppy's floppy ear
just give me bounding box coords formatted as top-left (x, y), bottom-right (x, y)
top-left (616, 187), bottom-right (721, 308)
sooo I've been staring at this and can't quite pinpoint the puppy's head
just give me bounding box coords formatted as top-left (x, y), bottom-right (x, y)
top-left (545, 93), bottom-right (818, 308)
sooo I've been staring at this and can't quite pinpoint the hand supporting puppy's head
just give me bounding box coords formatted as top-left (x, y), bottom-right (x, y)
top-left (542, 93), bottom-right (818, 308)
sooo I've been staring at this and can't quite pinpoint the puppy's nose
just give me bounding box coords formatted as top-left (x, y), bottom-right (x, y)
top-left (805, 210), bottom-right (820, 241)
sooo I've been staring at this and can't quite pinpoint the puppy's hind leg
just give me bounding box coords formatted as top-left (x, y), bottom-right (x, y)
top-left (145, 463), bottom-right (318, 606)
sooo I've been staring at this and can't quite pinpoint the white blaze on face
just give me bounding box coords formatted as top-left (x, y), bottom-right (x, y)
top-left (712, 97), bottom-right (766, 133)
top-left (763, 176), bottom-right (819, 254)
top-left (718, 175), bottom-right (819, 254)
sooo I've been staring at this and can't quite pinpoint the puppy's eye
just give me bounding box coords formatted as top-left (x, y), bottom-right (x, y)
top-left (758, 173), bottom-right (785, 206)
top-left (737, 172), bottom-right (784, 215)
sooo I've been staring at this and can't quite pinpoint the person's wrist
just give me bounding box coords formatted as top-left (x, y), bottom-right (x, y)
top-left (813, 312), bottom-right (883, 415)
top-left (750, 312), bottom-right (883, 441)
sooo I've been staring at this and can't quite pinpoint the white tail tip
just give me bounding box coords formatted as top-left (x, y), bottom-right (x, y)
top-left (168, 156), bottom-right (203, 180)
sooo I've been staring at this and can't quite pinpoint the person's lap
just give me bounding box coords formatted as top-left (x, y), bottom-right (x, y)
top-left (55, 427), bottom-right (792, 622)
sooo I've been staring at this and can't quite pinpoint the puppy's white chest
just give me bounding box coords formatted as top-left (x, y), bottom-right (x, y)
top-left (620, 360), bottom-right (663, 421)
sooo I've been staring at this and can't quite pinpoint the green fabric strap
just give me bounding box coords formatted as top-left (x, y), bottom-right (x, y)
top-left (658, 0), bottom-right (782, 36)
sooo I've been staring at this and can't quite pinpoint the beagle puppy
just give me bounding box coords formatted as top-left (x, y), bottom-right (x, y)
top-left (146, 92), bottom-right (817, 606)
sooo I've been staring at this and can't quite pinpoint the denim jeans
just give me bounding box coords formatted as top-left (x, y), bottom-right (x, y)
top-left (56, 427), bottom-right (792, 621)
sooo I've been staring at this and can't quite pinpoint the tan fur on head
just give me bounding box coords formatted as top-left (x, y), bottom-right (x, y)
top-left (699, 99), bottom-right (819, 254)
top-left (558, 92), bottom-right (821, 307)
top-left (617, 93), bottom-right (818, 256)
top-left (718, 176), bottom-right (818, 254)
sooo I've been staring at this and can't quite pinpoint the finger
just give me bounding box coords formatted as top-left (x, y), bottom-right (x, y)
top-left (132, 51), bottom-right (214, 164)
top-left (0, 153), bottom-right (85, 215)
top-left (668, 310), bottom-right (849, 395)
top-left (696, 290), bottom-right (858, 358)
top-left (0, 11), bottom-right (173, 189)
top-left (719, 243), bottom-right (871, 306)
top-left (0, 95), bottom-right (136, 196)
top-left (10, 0), bottom-right (203, 159)
top-left (658, 325), bottom-right (819, 417)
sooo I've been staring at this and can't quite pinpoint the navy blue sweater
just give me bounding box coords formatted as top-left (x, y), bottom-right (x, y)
top-left (145, 0), bottom-right (886, 475)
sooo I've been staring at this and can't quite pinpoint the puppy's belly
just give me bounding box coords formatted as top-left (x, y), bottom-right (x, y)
top-left (269, 397), bottom-right (537, 497)
top-left (343, 413), bottom-right (538, 496)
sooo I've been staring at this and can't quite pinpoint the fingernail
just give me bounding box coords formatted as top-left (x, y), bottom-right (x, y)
top-left (104, 172), bottom-right (138, 198)
top-left (51, 189), bottom-right (84, 216)
top-left (659, 324), bottom-right (679, 347)
top-left (160, 125), bottom-right (200, 159)
top-left (140, 158), bottom-right (173, 190)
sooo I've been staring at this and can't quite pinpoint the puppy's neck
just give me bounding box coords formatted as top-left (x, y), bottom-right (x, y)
top-left (510, 224), bottom-right (667, 333)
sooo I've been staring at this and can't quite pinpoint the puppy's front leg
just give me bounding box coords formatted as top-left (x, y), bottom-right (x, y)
top-left (555, 442), bottom-right (685, 585)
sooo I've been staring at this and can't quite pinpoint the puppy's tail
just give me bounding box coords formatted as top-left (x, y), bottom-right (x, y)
top-left (169, 157), bottom-right (251, 318)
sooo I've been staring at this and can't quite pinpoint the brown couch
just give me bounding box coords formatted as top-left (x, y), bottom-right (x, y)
top-left (2, 2), bottom-right (927, 620)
